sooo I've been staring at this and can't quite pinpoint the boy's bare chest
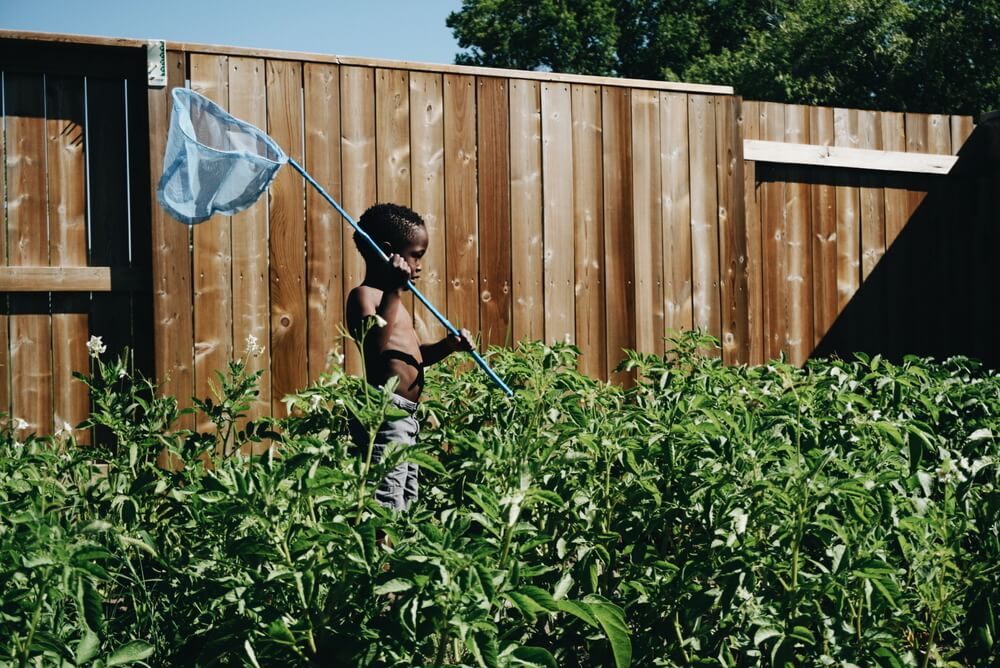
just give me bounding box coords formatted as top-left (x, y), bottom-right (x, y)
top-left (384, 302), bottom-right (423, 362)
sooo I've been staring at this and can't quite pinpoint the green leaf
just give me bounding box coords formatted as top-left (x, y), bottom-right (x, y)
top-left (267, 620), bottom-right (295, 644)
top-left (873, 646), bottom-right (905, 668)
top-left (753, 627), bottom-right (781, 647)
top-left (583, 595), bottom-right (632, 668)
top-left (374, 578), bottom-right (414, 595)
top-left (75, 629), bottom-right (100, 665)
top-left (526, 489), bottom-right (563, 507)
top-left (516, 585), bottom-right (558, 612)
top-left (106, 640), bottom-right (154, 666)
top-left (555, 599), bottom-right (598, 627)
top-left (505, 591), bottom-right (543, 622)
top-left (510, 646), bottom-right (558, 668)
top-left (467, 631), bottom-right (499, 668)
top-left (80, 579), bottom-right (104, 632)
top-left (404, 450), bottom-right (447, 475)
top-left (788, 625), bottom-right (815, 645)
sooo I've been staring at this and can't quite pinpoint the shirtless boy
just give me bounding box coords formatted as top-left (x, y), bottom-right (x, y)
top-left (345, 203), bottom-right (473, 511)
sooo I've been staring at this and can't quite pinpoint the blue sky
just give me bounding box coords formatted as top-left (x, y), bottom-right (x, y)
top-left (2, 0), bottom-right (464, 65)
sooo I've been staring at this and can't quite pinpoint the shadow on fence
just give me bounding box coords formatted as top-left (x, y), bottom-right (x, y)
top-left (809, 119), bottom-right (1000, 369)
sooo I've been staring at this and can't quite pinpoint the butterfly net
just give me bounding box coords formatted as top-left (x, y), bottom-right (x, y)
top-left (157, 87), bottom-right (288, 225)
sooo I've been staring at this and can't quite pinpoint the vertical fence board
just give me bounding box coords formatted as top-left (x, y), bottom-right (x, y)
top-left (718, 96), bottom-right (749, 364)
top-left (541, 82), bottom-right (575, 345)
top-left (858, 110), bottom-right (887, 348)
top-left (304, 63), bottom-right (342, 382)
top-left (572, 84), bottom-right (606, 378)
top-left (230, 57), bottom-right (272, 420)
top-left (783, 104), bottom-right (812, 364)
top-left (509, 80), bottom-right (544, 343)
top-left (340, 66), bottom-right (376, 376)
top-left (267, 59), bottom-right (307, 416)
top-left (742, 100), bottom-right (764, 363)
top-left (879, 111), bottom-right (907, 359)
top-left (410, 72), bottom-right (448, 343)
top-left (0, 71), bottom-right (7, 418)
top-left (6, 73), bottom-right (52, 435)
top-left (477, 77), bottom-right (512, 348)
top-left (602, 87), bottom-right (634, 380)
top-left (760, 102), bottom-right (785, 360)
top-left (46, 75), bottom-right (90, 442)
top-left (630, 89), bottom-right (663, 355)
top-left (149, 50), bottom-right (193, 433)
top-left (689, 95), bottom-right (721, 353)
top-left (443, 74), bottom-right (480, 336)
top-left (190, 55), bottom-right (233, 431)
top-left (375, 68), bottom-right (411, 205)
top-left (661, 93), bottom-right (692, 348)
top-left (833, 108), bottom-right (861, 317)
top-left (809, 106), bottom-right (838, 347)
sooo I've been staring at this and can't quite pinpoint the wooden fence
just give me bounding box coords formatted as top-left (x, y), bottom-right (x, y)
top-left (1, 31), bottom-right (996, 436)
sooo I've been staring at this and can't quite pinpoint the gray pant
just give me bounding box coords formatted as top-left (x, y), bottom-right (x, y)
top-left (350, 393), bottom-right (420, 511)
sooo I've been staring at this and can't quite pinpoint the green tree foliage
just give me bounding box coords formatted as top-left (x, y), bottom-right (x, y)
top-left (447, 0), bottom-right (1000, 114)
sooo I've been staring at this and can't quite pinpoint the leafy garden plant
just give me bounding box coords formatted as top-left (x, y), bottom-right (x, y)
top-left (0, 332), bottom-right (997, 667)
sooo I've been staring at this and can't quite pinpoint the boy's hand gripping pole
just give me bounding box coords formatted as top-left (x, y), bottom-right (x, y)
top-left (289, 159), bottom-right (514, 397)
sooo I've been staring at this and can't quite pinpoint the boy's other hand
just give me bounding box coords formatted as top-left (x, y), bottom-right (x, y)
top-left (447, 328), bottom-right (475, 353)
top-left (386, 253), bottom-right (412, 290)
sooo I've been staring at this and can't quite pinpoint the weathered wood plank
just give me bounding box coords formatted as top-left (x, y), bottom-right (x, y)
top-left (267, 59), bottom-right (307, 417)
top-left (833, 108), bottom-right (861, 316)
top-left (572, 83), bottom-right (606, 378)
top-left (742, 100), bottom-right (764, 363)
top-left (304, 62), bottom-right (343, 383)
top-left (661, 93), bottom-right (692, 349)
top-left (339, 66), bottom-right (376, 376)
top-left (858, 110), bottom-right (886, 281)
top-left (6, 73), bottom-right (52, 435)
top-left (809, 105), bottom-right (838, 348)
top-left (541, 82), bottom-right (575, 345)
top-left (881, 111), bottom-right (907, 360)
top-left (630, 88), bottom-right (663, 356)
top-left (508, 79), bottom-right (544, 343)
top-left (783, 104), bottom-right (812, 365)
top-left (760, 102), bottom-right (785, 361)
top-left (742, 140), bottom-right (957, 174)
top-left (717, 96), bottom-right (749, 365)
top-left (476, 77), bottom-right (512, 348)
top-left (149, 49), bottom-right (193, 434)
top-left (376, 68), bottom-right (412, 205)
top-left (0, 69), bottom-right (7, 418)
top-left (230, 56), bottom-right (271, 422)
top-left (190, 54), bottom-right (234, 432)
top-left (442, 74), bottom-right (480, 336)
top-left (689, 94), bottom-right (721, 354)
top-left (601, 87), bottom-right (634, 381)
top-left (409, 72), bottom-right (448, 343)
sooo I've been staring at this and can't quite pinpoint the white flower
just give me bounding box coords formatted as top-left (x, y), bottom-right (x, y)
top-left (863, 479), bottom-right (876, 490)
top-left (729, 508), bottom-right (749, 535)
top-left (309, 394), bottom-right (322, 412)
top-left (12, 417), bottom-right (29, 432)
top-left (373, 314), bottom-right (388, 328)
top-left (244, 334), bottom-right (265, 358)
top-left (55, 421), bottom-right (73, 439)
top-left (87, 335), bottom-right (106, 358)
top-left (118, 367), bottom-right (128, 379)
top-left (337, 352), bottom-right (345, 365)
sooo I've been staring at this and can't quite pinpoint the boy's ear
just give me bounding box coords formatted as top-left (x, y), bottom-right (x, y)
top-left (379, 241), bottom-right (394, 257)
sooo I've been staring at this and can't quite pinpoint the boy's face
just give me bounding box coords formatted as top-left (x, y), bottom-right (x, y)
top-left (391, 226), bottom-right (428, 283)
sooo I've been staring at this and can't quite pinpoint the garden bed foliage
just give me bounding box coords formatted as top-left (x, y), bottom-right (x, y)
top-left (1, 332), bottom-right (998, 667)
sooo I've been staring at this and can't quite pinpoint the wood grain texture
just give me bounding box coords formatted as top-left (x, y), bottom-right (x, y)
top-left (409, 72), bottom-right (448, 343)
top-left (339, 66), bottom-right (376, 376)
top-left (45, 75), bottom-right (89, 442)
top-left (267, 59), bottom-right (307, 417)
top-left (782, 104), bottom-right (812, 365)
top-left (601, 87), bottom-right (634, 381)
top-left (881, 111), bottom-right (907, 360)
top-left (742, 100), bottom-right (764, 363)
top-left (661, 93), bottom-right (692, 349)
top-left (0, 73), bottom-right (7, 417)
top-left (809, 106), bottom-right (838, 348)
top-left (688, 94), bottom-right (721, 353)
top-left (717, 96), bottom-right (749, 365)
top-left (833, 108), bottom-right (860, 316)
top-left (230, 57), bottom-right (272, 420)
top-left (541, 82), bottom-right (575, 345)
top-left (6, 73), bottom-right (52, 435)
top-left (149, 50), bottom-right (193, 433)
top-left (572, 84), bottom-right (606, 377)
top-left (304, 63), bottom-right (343, 383)
top-left (443, 74), bottom-right (480, 336)
top-left (376, 68), bottom-right (411, 205)
top-left (508, 79), bottom-right (544, 343)
top-left (760, 102), bottom-right (785, 360)
top-left (190, 54), bottom-right (234, 431)
top-left (476, 77), bottom-right (512, 348)
top-left (630, 88), bottom-right (663, 356)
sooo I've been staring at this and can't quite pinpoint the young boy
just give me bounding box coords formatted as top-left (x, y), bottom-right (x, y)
top-left (345, 203), bottom-right (473, 511)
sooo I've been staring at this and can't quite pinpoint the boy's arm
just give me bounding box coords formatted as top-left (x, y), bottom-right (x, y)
top-left (420, 329), bottom-right (474, 367)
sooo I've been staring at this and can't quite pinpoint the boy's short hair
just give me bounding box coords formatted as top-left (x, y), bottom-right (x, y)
top-left (354, 203), bottom-right (425, 260)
